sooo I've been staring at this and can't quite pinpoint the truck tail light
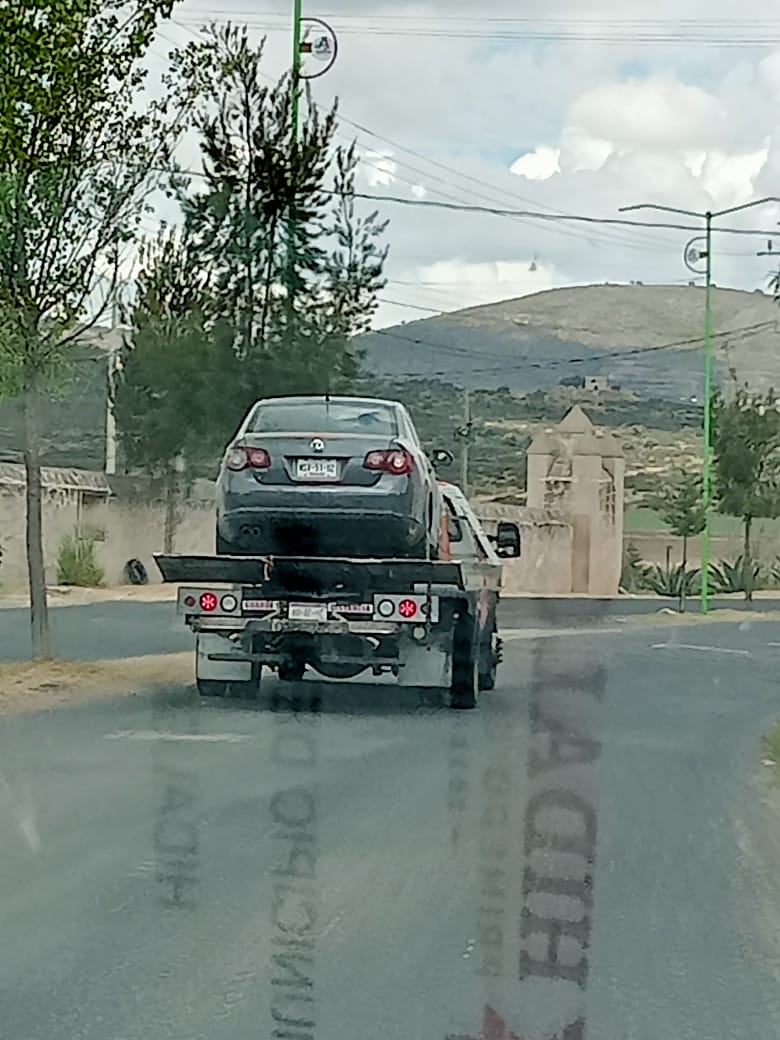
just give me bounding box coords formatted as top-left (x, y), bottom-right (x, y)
top-left (226, 445), bottom-right (271, 471)
top-left (373, 594), bottom-right (438, 622)
top-left (199, 592), bottom-right (218, 612)
top-left (363, 449), bottom-right (414, 476)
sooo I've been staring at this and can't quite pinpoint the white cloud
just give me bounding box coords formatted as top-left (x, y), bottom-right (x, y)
top-left (511, 147), bottom-right (561, 181)
top-left (569, 78), bottom-right (727, 153)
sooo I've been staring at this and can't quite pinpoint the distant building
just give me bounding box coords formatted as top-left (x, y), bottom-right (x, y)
top-left (584, 376), bottom-right (608, 392)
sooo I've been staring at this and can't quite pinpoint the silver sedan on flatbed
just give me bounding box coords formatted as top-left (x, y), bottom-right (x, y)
top-left (215, 395), bottom-right (447, 559)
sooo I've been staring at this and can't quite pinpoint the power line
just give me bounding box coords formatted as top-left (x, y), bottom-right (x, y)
top-left (327, 192), bottom-right (780, 238)
top-left (172, 14), bottom-right (780, 47)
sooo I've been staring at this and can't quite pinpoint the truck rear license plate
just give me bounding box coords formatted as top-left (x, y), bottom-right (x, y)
top-left (289, 603), bottom-right (328, 621)
top-left (295, 458), bottom-right (339, 481)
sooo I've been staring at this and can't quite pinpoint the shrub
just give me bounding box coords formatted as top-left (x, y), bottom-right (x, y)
top-left (709, 555), bottom-right (765, 595)
top-left (642, 563), bottom-right (701, 597)
top-left (620, 541), bottom-right (647, 592)
top-left (57, 529), bottom-right (105, 587)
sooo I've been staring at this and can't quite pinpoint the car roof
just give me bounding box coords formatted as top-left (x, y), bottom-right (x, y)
top-left (250, 395), bottom-right (402, 410)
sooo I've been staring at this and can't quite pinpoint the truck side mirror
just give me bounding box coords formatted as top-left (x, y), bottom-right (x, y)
top-left (448, 516), bottom-right (464, 543)
top-left (495, 521), bottom-right (521, 558)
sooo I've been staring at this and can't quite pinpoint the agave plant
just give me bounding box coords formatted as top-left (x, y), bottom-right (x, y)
top-left (709, 555), bottom-right (765, 595)
top-left (641, 563), bottom-right (701, 598)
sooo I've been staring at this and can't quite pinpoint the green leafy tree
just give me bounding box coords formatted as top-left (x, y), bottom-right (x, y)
top-left (645, 467), bottom-right (705, 609)
top-left (646, 469), bottom-right (706, 544)
top-left (171, 23), bottom-right (388, 427)
top-left (712, 386), bottom-right (780, 601)
top-left (113, 225), bottom-right (232, 551)
top-left (0, 0), bottom-right (187, 657)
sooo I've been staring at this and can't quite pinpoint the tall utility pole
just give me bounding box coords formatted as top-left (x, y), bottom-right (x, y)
top-left (702, 214), bottom-right (714, 614)
top-left (291, 0), bottom-right (303, 145)
top-left (287, 5), bottom-right (337, 327)
top-left (454, 389), bottom-right (473, 496)
top-left (618, 197), bottom-right (780, 614)
top-left (286, 0), bottom-right (303, 325)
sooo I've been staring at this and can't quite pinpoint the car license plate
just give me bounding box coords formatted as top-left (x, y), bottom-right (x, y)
top-left (289, 603), bottom-right (328, 622)
top-left (294, 458), bottom-right (339, 481)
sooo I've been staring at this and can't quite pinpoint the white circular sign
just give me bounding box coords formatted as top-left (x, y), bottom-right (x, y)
top-left (299, 18), bottom-right (338, 79)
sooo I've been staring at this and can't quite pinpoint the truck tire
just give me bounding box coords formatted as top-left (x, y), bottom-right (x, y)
top-left (197, 679), bottom-right (232, 697)
top-left (450, 608), bottom-right (478, 710)
top-left (197, 663), bottom-right (261, 699)
top-left (278, 660), bottom-right (306, 682)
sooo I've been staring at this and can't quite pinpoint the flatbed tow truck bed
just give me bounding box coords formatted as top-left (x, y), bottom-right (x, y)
top-left (154, 552), bottom-right (499, 709)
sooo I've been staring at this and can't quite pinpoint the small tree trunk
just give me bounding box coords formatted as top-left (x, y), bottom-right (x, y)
top-left (743, 514), bottom-right (753, 603)
top-left (679, 533), bottom-right (688, 613)
top-left (23, 399), bottom-right (50, 659)
top-left (163, 464), bottom-right (178, 555)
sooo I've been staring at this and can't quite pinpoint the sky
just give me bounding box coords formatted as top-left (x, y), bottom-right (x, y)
top-left (141, 0), bottom-right (780, 329)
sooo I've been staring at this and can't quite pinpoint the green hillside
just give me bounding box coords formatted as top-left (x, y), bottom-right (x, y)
top-left (361, 283), bottom-right (780, 399)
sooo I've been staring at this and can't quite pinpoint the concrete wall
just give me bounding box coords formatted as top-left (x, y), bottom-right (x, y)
top-left (0, 483), bottom-right (214, 591)
top-left (626, 530), bottom-right (776, 568)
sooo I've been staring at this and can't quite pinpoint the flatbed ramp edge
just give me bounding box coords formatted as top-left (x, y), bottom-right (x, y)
top-left (154, 553), bottom-right (489, 709)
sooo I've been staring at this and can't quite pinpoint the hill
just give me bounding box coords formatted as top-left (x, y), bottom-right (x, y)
top-left (360, 283), bottom-right (780, 399)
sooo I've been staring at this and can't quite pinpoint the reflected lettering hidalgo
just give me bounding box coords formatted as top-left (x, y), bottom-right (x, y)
top-left (448, 601), bottom-right (606, 1040)
top-left (269, 680), bottom-right (321, 1040)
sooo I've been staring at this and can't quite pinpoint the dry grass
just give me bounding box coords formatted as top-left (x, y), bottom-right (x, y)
top-left (0, 652), bottom-right (193, 715)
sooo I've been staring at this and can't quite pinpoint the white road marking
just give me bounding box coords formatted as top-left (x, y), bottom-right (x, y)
top-left (651, 642), bottom-right (750, 656)
top-left (501, 626), bottom-right (626, 641)
top-left (104, 730), bottom-right (251, 743)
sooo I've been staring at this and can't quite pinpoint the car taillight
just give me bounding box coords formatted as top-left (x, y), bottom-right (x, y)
top-left (363, 449), bottom-right (414, 475)
top-left (226, 445), bottom-right (271, 471)
top-left (200, 592), bottom-right (218, 612)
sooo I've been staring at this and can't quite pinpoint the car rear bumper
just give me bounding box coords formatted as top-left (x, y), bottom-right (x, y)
top-left (218, 506), bottom-right (427, 557)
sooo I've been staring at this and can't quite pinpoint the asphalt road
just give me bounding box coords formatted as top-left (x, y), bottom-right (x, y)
top-left (2, 594), bottom-right (779, 662)
top-left (3, 621), bottom-right (780, 1038)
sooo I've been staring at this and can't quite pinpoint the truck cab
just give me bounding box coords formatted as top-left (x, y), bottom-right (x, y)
top-left (437, 481), bottom-right (521, 693)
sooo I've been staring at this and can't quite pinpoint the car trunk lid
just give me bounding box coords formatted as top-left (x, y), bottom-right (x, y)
top-left (237, 432), bottom-right (399, 487)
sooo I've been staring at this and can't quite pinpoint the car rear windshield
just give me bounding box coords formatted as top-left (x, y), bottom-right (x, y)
top-left (247, 401), bottom-right (398, 436)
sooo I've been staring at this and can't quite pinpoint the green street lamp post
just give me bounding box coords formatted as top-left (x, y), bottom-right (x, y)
top-left (619, 197), bottom-right (780, 614)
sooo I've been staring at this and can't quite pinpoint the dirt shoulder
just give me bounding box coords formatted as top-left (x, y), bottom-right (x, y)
top-left (624, 606), bottom-right (780, 626)
top-left (0, 584), bottom-right (180, 609)
top-left (0, 653), bottom-right (193, 716)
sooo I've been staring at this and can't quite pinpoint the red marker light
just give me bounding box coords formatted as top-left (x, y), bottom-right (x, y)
top-left (398, 598), bottom-right (418, 619)
top-left (199, 592), bottom-right (218, 612)
top-left (184, 595), bottom-right (196, 607)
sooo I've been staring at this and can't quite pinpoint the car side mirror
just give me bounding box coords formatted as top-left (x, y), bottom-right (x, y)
top-left (494, 521), bottom-right (521, 558)
top-left (431, 448), bottom-right (454, 469)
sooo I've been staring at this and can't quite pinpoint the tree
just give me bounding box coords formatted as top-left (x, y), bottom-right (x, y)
top-left (0, 0), bottom-right (187, 656)
top-left (712, 386), bottom-right (780, 602)
top-left (113, 225), bottom-right (233, 551)
top-left (171, 22), bottom-right (388, 429)
top-left (645, 468), bottom-right (705, 610)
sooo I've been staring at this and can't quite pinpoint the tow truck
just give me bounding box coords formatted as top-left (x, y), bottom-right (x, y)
top-left (154, 484), bottom-right (521, 710)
